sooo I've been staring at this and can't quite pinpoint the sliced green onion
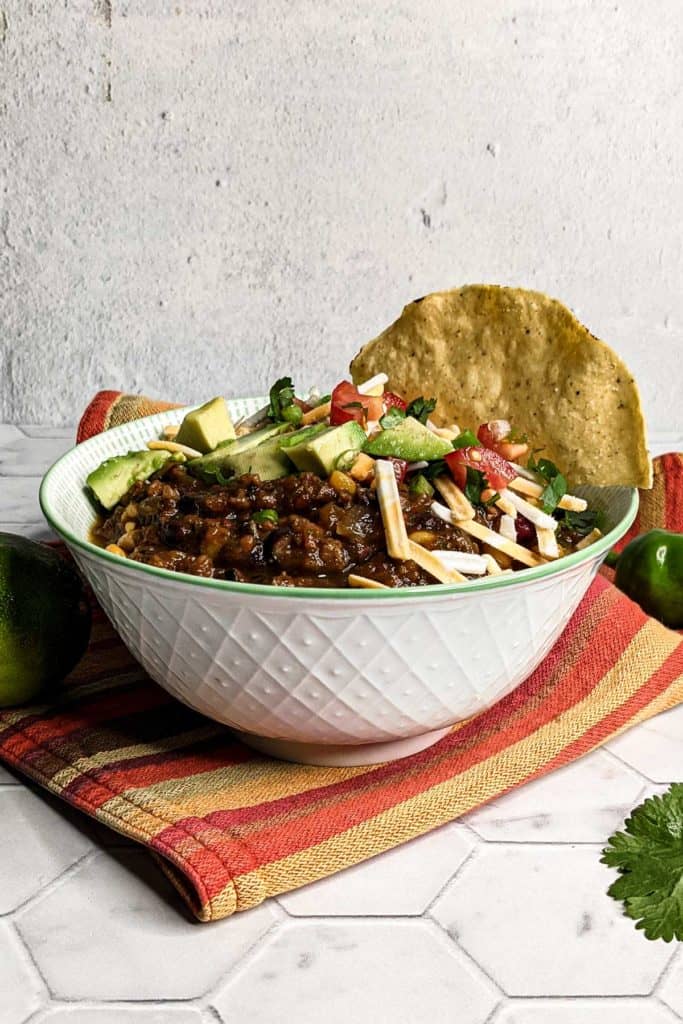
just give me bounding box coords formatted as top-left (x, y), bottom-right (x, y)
top-left (252, 509), bottom-right (279, 525)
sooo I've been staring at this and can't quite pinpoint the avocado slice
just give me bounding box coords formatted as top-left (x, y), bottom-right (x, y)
top-left (363, 417), bottom-right (452, 461)
top-left (285, 421), bottom-right (366, 476)
top-left (175, 397), bottom-right (236, 454)
top-left (188, 423), bottom-right (292, 482)
top-left (209, 424), bottom-right (329, 481)
top-left (87, 450), bottom-right (173, 510)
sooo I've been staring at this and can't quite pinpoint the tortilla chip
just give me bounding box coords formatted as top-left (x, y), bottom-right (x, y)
top-left (350, 285), bottom-right (652, 488)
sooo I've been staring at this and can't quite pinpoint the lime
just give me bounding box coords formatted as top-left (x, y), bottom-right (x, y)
top-left (0, 533), bottom-right (91, 707)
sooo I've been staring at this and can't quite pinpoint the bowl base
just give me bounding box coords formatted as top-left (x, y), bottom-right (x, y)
top-left (230, 726), bottom-right (452, 766)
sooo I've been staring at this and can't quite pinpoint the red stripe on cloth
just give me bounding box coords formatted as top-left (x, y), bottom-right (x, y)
top-left (0, 684), bottom-right (170, 755)
top-left (67, 736), bottom-right (252, 796)
top-left (662, 453), bottom-right (683, 531)
top-left (76, 391), bottom-right (123, 443)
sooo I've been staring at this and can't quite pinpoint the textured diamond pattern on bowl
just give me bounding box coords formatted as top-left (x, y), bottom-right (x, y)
top-left (73, 546), bottom-right (599, 746)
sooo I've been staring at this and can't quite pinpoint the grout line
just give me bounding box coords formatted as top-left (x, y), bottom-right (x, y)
top-left (7, 849), bottom-right (97, 923)
top-left (10, 918), bottom-right (53, 1002)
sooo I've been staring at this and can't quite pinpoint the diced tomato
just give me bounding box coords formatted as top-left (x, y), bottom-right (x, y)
top-left (383, 392), bottom-right (407, 413)
top-left (477, 420), bottom-right (529, 462)
top-left (386, 457), bottom-right (408, 484)
top-left (445, 446), bottom-right (517, 492)
top-left (330, 381), bottom-right (383, 426)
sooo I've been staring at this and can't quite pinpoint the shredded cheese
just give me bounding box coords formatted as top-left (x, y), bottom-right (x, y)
top-left (535, 526), bottom-right (560, 559)
top-left (407, 461), bottom-right (429, 472)
top-left (357, 373), bottom-right (389, 396)
top-left (499, 514), bottom-right (517, 542)
top-left (407, 540), bottom-right (467, 583)
top-left (575, 527), bottom-right (603, 550)
top-left (431, 551), bottom-right (488, 576)
top-left (426, 419), bottom-right (458, 441)
top-left (509, 477), bottom-right (588, 513)
top-left (147, 439), bottom-right (201, 458)
top-left (430, 504), bottom-right (546, 568)
top-left (375, 460), bottom-right (411, 559)
top-left (348, 574), bottom-right (390, 590)
top-left (301, 401), bottom-right (332, 425)
top-left (483, 553), bottom-right (503, 576)
top-left (162, 424), bottom-right (180, 440)
top-left (494, 493), bottom-right (517, 517)
top-left (503, 489), bottom-right (559, 531)
top-left (433, 475), bottom-right (475, 521)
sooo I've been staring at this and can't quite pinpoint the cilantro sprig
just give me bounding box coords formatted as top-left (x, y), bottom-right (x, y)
top-left (267, 377), bottom-right (302, 425)
top-left (602, 784), bottom-right (683, 942)
top-left (527, 455), bottom-right (567, 514)
top-left (464, 467), bottom-right (499, 507)
top-left (405, 396), bottom-right (436, 424)
top-left (379, 407), bottom-right (406, 430)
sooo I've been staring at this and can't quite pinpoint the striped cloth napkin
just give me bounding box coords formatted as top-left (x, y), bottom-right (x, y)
top-left (0, 392), bottom-right (681, 922)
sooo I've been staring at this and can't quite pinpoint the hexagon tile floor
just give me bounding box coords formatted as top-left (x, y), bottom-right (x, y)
top-left (1, 427), bottom-right (682, 1024)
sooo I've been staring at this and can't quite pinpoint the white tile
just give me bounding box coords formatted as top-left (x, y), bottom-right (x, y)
top-left (16, 849), bottom-right (277, 1000)
top-left (432, 845), bottom-right (674, 996)
top-left (0, 436), bottom-right (73, 476)
top-left (0, 425), bottom-right (25, 445)
top-left (279, 823), bottom-right (474, 916)
top-left (35, 1008), bottom-right (204, 1024)
top-left (212, 920), bottom-right (499, 1024)
top-left (659, 951), bottom-right (683, 1018)
top-left (606, 706), bottom-right (683, 783)
top-left (0, 477), bottom-right (42, 522)
top-left (0, 789), bottom-right (93, 913)
top-left (494, 998), bottom-right (681, 1023)
top-left (464, 751), bottom-right (646, 842)
top-left (0, 521), bottom-right (56, 542)
top-left (17, 425), bottom-right (77, 439)
top-left (0, 920), bottom-right (44, 1023)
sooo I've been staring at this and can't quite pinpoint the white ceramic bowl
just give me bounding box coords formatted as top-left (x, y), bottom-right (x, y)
top-left (40, 399), bottom-right (638, 766)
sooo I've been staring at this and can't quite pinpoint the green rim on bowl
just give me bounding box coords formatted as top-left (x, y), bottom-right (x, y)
top-left (39, 404), bottom-right (640, 602)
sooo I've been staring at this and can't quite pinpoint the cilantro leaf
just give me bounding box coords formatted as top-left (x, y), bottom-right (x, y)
top-left (540, 472), bottom-right (567, 514)
top-left (602, 784), bottom-right (683, 942)
top-left (379, 407), bottom-right (406, 430)
top-left (556, 507), bottom-right (605, 538)
top-left (405, 396), bottom-right (436, 424)
top-left (452, 429), bottom-right (480, 450)
top-left (526, 454), bottom-right (567, 513)
top-left (422, 459), bottom-right (448, 482)
top-left (267, 377), bottom-right (302, 425)
top-left (464, 467), bottom-right (499, 507)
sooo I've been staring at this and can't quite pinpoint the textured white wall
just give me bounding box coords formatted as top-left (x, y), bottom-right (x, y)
top-left (1, 1), bottom-right (681, 431)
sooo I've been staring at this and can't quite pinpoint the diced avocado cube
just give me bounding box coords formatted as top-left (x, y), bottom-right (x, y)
top-left (188, 423), bottom-right (291, 482)
top-left (285, 421), bottom-right (366, 476)
top-left (363, 417), bottom-right (452, 461)
top-left (225, 434), bottom-right (293, 480)
top-left (87, 450), bottom-right (173, 510)
top-left (175, 397), bottom-right (236, 454)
